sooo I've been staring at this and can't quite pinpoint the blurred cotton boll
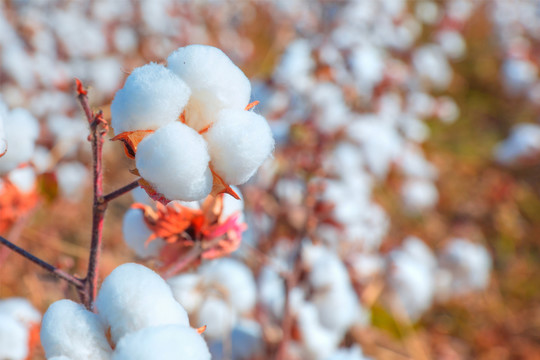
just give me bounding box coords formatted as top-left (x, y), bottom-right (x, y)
top-left (167, 44), bottom-right (251, 132)
top-left (40, 299), bottom-right (112, 360)
top-left (136, 122), bottom-right (212, 201)
top-left (401, 178), bottom-right (439, 212)
top-left (494, 123), bottom-right (540, 165)
top-left (112, 325), bottom-right (211, 360)
top-left (0, 107), bottom-right (39, 175)
top-left (122, 208), bottom-right (165, 258)
top-left (438, 238), bottom-right (492, 297)
top-left (7, 167), bottom-right (36, 194)
top-left (111, 63), bottom-right (191, 134)
top-left (205, 109), bottom-right (275, 185)
top-left (55, 162), bottom-right (89, 200)
top-left (0, 297), bottom-right (41, 360)
top-left (95, 263), bottom-right (189, 344)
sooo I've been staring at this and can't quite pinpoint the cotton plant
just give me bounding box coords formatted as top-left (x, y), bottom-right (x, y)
top-left (0, 298), bottom-right (41, 360)
top-left (111, 44), bottom-right (274, 203)
top-left (41, 263), bottom-right (211, 360)
top-left (122, 189), bottom-right (248, 274)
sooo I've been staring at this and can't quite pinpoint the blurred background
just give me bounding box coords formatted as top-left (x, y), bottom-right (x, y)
top-left (0, 0), bottom-right (540, 359)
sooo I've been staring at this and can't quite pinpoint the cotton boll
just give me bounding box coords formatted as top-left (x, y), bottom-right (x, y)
top-left (136, 122), bottom-right (212, 201)
top-left (401, 178), bottom-right (439, 212)
top-left (0, 298), bottom-right (41, 327)
top-left (122, 208), bottom-right (165, 258)
top-left (313, 285), bottom-right (364, 333)
top-left (95, 263), bottom-right (189, 344)
top-left (258, 266), bottom-right (285, 318)
top-left (167, 45), bottom-right (251, 131)
top-left (32, 146), bottom-right (53, 174)
top-left (112, 325), bottom-right (211, 360)
top-left (494, 123), bottom-right (540, 165)
top-left (387, 250), bottom-right (435, 321)
top-left (297, 302), bottom-right (341, 360)
top-left (209, 320), bottom-right (262, 360)
top-left (350, 253), bottom-right (384, 282)
top-left (8, 167), bottom-right (36, 193)
top-left (401, 236), bottom-right (437, 270)
top-left (437, 30), bottom-right (466, 59)
top-left (220, 186), bottom-right (244, 221)
top-left (111, 63), bottom-right (191, 134)
top-left (131, 186), bottom-right (155, 206)
top-left (438, 238), bottom-right (492, 295)
top-left (199, 258), bottom-right (256, 314)
top-left (0, 108), bottom-right (40, 174)
top-left (196, 297), bottom-right (236, 340)
top-left (205, 109), bottom-right (274, 185)
top-left (0, 312), bottom-right (28, 360)
top-left (167, 273), bottom-right (204, 313)
top-left (274, 39), bottom-right (314, 91)
top-left (412, 45), bottom-right (453, 90)
top-left (55, 162), bottom-right (89, 200)
top-left (40, 299), bottom-right (112, 360)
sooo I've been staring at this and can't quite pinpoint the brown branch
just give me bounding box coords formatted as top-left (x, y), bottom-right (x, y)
top-left (0, 236), bottom-right (84, 289)
top-left (103, 179), bottom-right (140, 204)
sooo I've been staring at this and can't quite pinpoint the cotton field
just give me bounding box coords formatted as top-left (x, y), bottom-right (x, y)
top-left (1, 1), bottom-right (539, 359)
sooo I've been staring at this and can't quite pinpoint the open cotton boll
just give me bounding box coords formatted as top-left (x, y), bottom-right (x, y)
top-left (111, 63), bottom-right (191, 134)
top-left (0, 297), bottom-right (41, 327)
top-left (131, 186), bottom-right (155, 206)
top-left (0, 108), bottom-right (39, 175)
top-left (40, 299), bottom-right (112, 360)
top-left (205, 109), bottom-right (274, 185)
top-left (401, 178), bottom-right (439, 212)
top-left (0, 313), bottom-right (28, 360)
top-left (113, 325), bottom-right (211, 360)
top-left (196, 297), bottom-right (237, 340)
top-left (167, 273), bottom-right (203, 313)
top-left (56, 162), bottom-right (89, 199)
top-left (167, 45), bottom-right (251, 132)
top-left (297, 302), bottom-right (342, 360)
top-left (199, 258), bottom-right (257, 314)
top-left (8, 167), bottom-right (36, 193)
top-left (136, 122), bottom-right (212, 201)
top-left (209, 320), bottom-right (263, 360)
top-left (438, 238), bottom-right (491, 295)
top-left (494, 123), bottom-right (540, 165)
top-left (122, 208), bottom-right (165, 258)
top-left (0, 110), bottom-right (6, 157)
top-left (95, 263), bottom-right (189, 344)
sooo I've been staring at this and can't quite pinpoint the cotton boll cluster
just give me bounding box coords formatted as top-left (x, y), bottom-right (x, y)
top-left (168, 258), bottom-right (256, 341)
top-left (112, 45), bottom-right (274, 202)
top-left (0, 298), bottom-right (41, 360)
top-left (41, 263), bottom-right (210, 360)
top-left (384, 236), bottom-right (492, 320)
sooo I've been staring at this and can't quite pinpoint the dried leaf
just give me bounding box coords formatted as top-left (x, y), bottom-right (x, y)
top-left (210, 168), bottom-right (240, 199)
top-left (111, 130), bottom-right (154, 159)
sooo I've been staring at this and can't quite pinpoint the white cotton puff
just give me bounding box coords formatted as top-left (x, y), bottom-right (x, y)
top-left (494, 123), bottom-right (540, 165)
top-left (0, 108), bottom-right (40, 175)
top-left (0, 312), bottom-right (28, 360)
top-left (297, 302), bottom-right (341, 360)
top-left (48, 356), bottom-right (73, 360)
top-left (112, 325), bottom-right (211, 360)
top-left (205, 109), bottom-right (274, 185)
top-left (55, 162), bottom-right (89, 200)
top-left (95, 263), bottom-right (189, 344)
top-left (258, 266), bottom-right (285, 318)
top-left (208, 320), bottom-right (263, 360)
top-left (122, 208), bottom-right (165, 258)
top-left (40, 299), bottom-right (112, 360)
top-left (131, 186), bottom-right (156, 206)
top-left (220, 186), bottom-right (244, 221)
top-left (0, 297), bottom-right (41, 327)
top-left (136, 122), bottom-right (212, 201)
top-left (167, 273), bottom-right (204, 313)
top-left (111, 63), bottom-right (191, 134)
top-left (199, 258), bottom-right (256, 314)
top-left (438, 238), bottom-right (491, 295)
top-left (8, 167), bottom-right (36, 193)
top-left (167, 45), bottom-right (251, 132)
top-left (196, 297), bottom-right (236, 340)
top-left (401, 178), bottom-right (439, 212)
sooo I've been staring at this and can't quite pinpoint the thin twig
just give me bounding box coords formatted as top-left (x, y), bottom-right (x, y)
top-left (103, 179), bottom-right (140, 204)
top-left (0, 236), bottom-right (84, 289)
